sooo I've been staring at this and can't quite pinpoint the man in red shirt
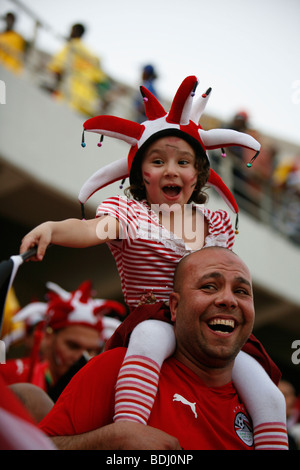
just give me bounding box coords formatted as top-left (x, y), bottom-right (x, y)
top-left (38, 247), bottom-right (285, 450)
top-left (0, 281), bottom-right (125, 402)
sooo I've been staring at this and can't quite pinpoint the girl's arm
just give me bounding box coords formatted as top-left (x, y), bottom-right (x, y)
top-left (20, 216), bottom-right (119, 261)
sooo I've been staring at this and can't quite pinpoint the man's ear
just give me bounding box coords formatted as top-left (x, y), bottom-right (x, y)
top-left (169, 292), bottom-right (179, 322)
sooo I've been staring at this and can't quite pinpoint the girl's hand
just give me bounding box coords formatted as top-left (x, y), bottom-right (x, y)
top-left (20, 222), bottom-right (53, 261)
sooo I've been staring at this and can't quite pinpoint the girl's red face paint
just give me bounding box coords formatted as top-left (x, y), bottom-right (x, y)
top-left (141, 136), bottom-right (198, 207)
top-left (143, 171), bottom-right (151, 185)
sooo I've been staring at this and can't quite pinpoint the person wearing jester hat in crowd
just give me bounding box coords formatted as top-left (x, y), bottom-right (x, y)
top-left (0, 280), bottom-right (125, 402)
top-left (20, 76), bottom-right (288, 449)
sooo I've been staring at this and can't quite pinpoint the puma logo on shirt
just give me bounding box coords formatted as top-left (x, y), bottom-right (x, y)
top-left (173, 393), bottom-right (198, 418)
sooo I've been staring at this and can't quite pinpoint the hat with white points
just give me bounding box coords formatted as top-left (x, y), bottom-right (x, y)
top-left (79, 75), bottom-right (261, 226)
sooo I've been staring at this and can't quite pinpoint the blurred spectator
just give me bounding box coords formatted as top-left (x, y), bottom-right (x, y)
top-left (272, 156), bottom-right (300, 245)
top-left (217, 111), bottom-right (276, 219)
top-left (226, 111), bottom-right (251, 204)
top-left (231, 110), bottom-right (249, 133)
top-left (278, 379), bottom-right (300, 449)
top-left (208, 111), bottom-right (251, 210)
top-left (0, 12), bottom-right (27, 74)
top-left (209, 111), bottom-right (250, 179)
top-left (46, 23), bottom-right (109, 116)
top-left (134, 64), bottom-right (159, 122)
top-left (0, 280), bottom-right (125, 402)
top-left (0, 375), bottom-right (56, 450)
top-left (243, 140), bottom-right (278, 216)
top-left (11, 300), bottom-right (46, 358)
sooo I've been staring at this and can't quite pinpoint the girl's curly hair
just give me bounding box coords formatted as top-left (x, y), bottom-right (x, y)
top-left (125, 150), bottom-right (210, 204)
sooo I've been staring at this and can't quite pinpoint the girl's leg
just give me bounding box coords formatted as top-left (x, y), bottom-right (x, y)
top-left (232, 351), bottom-right (288, 449)
top-left (114, 320), bottom-right (175, 424)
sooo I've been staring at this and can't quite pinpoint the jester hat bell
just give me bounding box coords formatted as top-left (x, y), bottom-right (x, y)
top-left (80, 75), bottom-right (261, 220)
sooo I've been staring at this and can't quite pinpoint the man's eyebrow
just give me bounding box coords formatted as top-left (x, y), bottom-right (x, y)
top-left (200, 272), bottom-right (222, 281)
top-left (234, 276), bottom-right (252, 288)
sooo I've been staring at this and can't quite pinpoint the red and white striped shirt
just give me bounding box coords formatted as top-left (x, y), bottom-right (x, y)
top-left (97, 196), bottom-right (235, 309)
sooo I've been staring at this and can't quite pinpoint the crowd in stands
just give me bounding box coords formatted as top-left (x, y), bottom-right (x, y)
top-left (1, 10), bottom-right (299, 248)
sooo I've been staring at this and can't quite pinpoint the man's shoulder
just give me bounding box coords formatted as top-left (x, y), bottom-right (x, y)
top-left (86, 347), bottom-right (127, 371)
top-left (55, 348), bottom-right (127, 396)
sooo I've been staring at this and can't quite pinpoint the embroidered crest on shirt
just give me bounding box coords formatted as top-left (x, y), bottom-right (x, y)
top-left (173, 393), bottom-right (198, 419)
top-left (234, 411), bottom-right (254, 447)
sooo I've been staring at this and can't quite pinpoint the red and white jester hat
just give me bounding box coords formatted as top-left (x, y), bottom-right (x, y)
top-left (45, 281), bottom-right (126, 336)
top-left (79, 75), bottom-right (261, 230)
top-left (15, 281), bottom-right (126, 341)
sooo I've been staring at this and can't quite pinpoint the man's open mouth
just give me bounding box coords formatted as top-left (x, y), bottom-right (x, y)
top-left (162, 185), bottom-right (182, 197)
top-left (207, 318), bottom-right (235, 334)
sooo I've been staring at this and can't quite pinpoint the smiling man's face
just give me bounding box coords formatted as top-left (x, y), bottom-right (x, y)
top-left (169, 247), bottom-right (255, 372)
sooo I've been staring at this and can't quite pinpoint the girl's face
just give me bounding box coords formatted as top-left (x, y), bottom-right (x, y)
top-left (141, 136), bottom-right (198, 207)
